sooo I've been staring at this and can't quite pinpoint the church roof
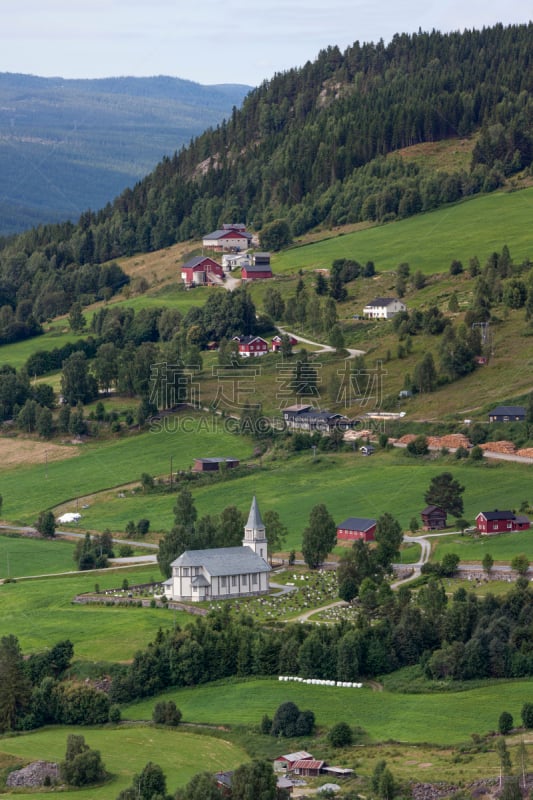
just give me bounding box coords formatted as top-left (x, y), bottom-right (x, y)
top-left (246, 495), bottom-right (264, 530)
top-left (171, 546), bottom-right (270, 576)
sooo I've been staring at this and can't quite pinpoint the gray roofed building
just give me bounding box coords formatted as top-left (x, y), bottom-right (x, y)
top-left (488, 405), bottom-right (526, 422)
top-left (163, 497), bottom-right (270, 603)
top-left (172, 546), bottom-right (270, 577)
top-left (282, 406), bottom-right (351, 433)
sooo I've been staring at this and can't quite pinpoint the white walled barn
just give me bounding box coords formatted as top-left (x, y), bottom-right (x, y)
top-left (163, 497), bottom-right (270, 602)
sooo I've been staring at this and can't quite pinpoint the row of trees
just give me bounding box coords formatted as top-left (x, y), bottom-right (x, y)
top-left (107, 564), bottom-right (533, 711)
top-left (157, 489), bottom-right (287, 576)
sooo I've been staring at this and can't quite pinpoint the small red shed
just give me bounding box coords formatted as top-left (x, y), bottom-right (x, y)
top-left (272, 334), bottom-right (298, 352)
top-left (242, 263), bottom-right (273, 280)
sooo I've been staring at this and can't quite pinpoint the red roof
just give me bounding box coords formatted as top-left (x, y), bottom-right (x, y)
top-left (292, 760), bottom-right (324, 770)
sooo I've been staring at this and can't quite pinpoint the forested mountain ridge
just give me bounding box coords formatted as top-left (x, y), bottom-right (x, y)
top-left (1, 24), bottom-right (532, 312)
top-left (0, 73), bottom-right (251, 234)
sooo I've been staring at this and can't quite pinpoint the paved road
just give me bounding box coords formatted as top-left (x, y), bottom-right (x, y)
top-left (0, 523), bottom-right (158, 549)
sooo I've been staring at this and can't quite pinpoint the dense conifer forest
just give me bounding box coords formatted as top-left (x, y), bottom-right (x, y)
top-left (0, 22), bottom-right (531, 286)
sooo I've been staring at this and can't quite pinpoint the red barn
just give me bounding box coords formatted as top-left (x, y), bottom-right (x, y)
top-left (476, 510), bottom-right (531, 534)
top-left (232, 335), bottom-right (269, 357)
top-left (181, 256), bottom-right (224, 286)
top-left (242, 263), bottom-right (273, 280)
top-left (337, 517), bottom-right (377, 542)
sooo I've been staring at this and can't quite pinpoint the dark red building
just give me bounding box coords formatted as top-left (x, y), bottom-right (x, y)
top-left (181, 256), bottom-right (224, 286)
top-left (336, 517), bottom-right (377, 542)
top-left (272, 334), bottom-right (298, 352)
top-left (476, 510), bottom-right (531, 534)
top-left (232, 335), bottom-right (269, 357)
top-left (242, 263), bottom-right (273, 280)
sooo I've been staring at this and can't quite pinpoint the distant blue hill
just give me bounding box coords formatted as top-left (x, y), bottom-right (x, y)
top-left (0, 73), bottom-right (252, 234)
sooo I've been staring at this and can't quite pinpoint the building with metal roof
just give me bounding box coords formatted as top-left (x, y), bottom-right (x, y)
top-left (163, 497), bottom-right (270, 602)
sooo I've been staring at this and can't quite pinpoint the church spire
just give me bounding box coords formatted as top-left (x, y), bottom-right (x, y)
top-left (243, 496), bottom-right (267, 560)
top-left (246, 495), bottom-right (264, 531)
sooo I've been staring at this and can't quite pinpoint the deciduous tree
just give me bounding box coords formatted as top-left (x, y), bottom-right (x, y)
top-left (424, 472), bottom-right (465, 518)
top-left (374, 512), bottom-right (403, 569)
top-left (231, 759), bottom-right (277, 800)
top-left (302, 503), bottom-right (337, 569)
top-left (263, 509), bottom-right (288, 562)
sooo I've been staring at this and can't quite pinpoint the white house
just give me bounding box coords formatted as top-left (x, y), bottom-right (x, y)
top-left (202, 224), bottom-right (252, 252)
top-left (363, 297), bottom-right (406, 319)
top-left (163, 497), bottom-right (270, 602)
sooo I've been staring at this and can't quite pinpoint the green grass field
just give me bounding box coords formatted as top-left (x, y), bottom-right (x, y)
top-left (105, 284), bottom-right (213, 315)
top-left (123, 676), bottom-right (533, 746)
top-left (431, 529), bottom-right (533, 564)
top-left (0, 566), bottom-right (189, 660)
top-left (0, 415), bottom-right (253, 523)
top-left (0, 534), bottom-right (77, 579)
top-left (0, 725), bottom-right (248, 799)
top-left (272, 186), bottom-right (533, 276)
top-left (0, 323), bottom-right (81, 371)
top-left (0, 286), bottom-right (212, 373)
top-left (72, 449), bottom-right (533, 553)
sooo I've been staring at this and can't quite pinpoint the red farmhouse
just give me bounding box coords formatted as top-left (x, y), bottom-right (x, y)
top-left (272, 334), bottom-right (298, 352)
top-left (337, 517), bottom-right (377, 542)
top-left (232, 335), bottom-right (269, 357)
top-left (181, 256), bottom-right (224, 287)
top-left (476, 510), bottom-right (531, 534)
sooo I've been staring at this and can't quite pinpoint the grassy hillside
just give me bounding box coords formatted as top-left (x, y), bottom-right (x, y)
top-left (0, 566), bottom-right (179, 659)
top-left (0, 416), bottom-right (253, 523)
top-left (0, 726), bottom-right (248, 799)
top-left (0, 534), bottom-right (76, 578)
top-left (123, 676), bottom-right (533, 746)
top-left (51, 447), bottom-right (533, 547)
top-left (273, 185), bottom-right (533, 276)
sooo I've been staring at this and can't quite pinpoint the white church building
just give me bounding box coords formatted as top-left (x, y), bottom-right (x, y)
top-left (163, 496), bottom-right (271, 603)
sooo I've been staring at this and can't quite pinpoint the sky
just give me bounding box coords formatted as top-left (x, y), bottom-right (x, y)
top-left (1, 0), bottom-right (532, 88)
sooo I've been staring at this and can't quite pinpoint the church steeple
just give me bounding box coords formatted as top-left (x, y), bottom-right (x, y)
top-left (243, 496), bottom-right (267, 561)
